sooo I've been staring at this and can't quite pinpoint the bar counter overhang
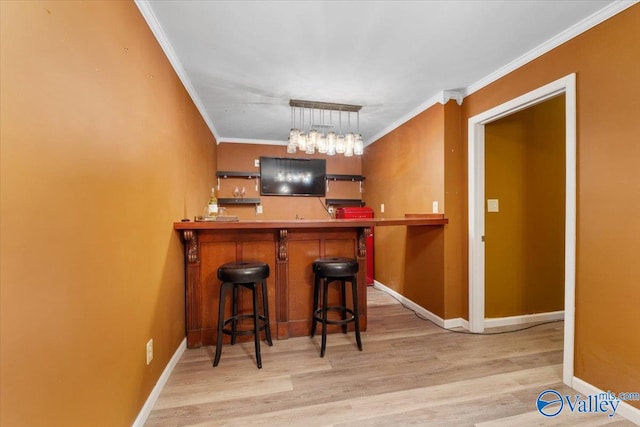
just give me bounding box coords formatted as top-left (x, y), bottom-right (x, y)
top-left (174, 215), bottom-right (448, 348)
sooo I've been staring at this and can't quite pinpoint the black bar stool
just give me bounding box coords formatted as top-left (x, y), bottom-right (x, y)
top-left (310, 257), bottom-right (363, 357)
top-left (213, 261), bottom-right (272, 368)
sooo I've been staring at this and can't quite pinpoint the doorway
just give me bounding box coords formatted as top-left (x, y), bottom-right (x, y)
top-left (468, 74), bottom-right (576, 386)
top-left (484, 95), bottom-right (565, 322)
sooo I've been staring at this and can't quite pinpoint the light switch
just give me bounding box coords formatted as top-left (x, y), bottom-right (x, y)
top-left (487, 199), bottom-right (499, 213)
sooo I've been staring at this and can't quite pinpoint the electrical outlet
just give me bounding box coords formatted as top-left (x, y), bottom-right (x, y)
top-left (380, 203), bottom-right (385, 213)
top-left (432, 201), bottom-right (439, 213)
top-left (254, 159), bottom-right (260, 167)
top-left (146, 339), bottom-right (153, 365)
top-left (256, 205), bottom-right (263, 214)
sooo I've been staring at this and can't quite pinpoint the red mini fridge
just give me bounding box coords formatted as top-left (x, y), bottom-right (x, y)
top-left (335, 207), bottom-right (374, 285)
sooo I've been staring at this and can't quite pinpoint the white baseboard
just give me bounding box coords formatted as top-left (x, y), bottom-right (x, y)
top-left (132, 338), bottom-right (187, 427)
top-left (572, 376), bottom-right (640, 425)
top-left (372, 281), bottom-right (564, 332)
top-left (373, 280), bottom-right (468, 330)
top-left (484, 310), bottom-right (564, 328)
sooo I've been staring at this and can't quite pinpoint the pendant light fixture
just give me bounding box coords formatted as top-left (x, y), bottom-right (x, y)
top-left (287, 100), bottom-right (363, 157)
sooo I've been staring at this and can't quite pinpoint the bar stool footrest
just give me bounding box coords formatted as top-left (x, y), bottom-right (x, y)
top-left (221, 314), bottom-right (270, 337)
top-left (313, 307), bottom-right (357, 326)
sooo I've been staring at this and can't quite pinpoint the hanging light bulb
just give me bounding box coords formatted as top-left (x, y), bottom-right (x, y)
top-left (354, 112), bottom-right (363, 155)
top-left (335, 110), bottom-right (346, 153)
top-left (316, 109), bottom-right (327, 153)
top-left (326, 131), bottom-right (336, 155)
top-left (345, 132), bottom-right (354, 148)
top-left (345, 134), bottom-right (354, 157)
top-left (305, 142), bottom-right (316, 154)
top-left (354, 134), bottom-right (364, 155)
top-left (289, 129), bottom-right (299, 148)
top-left (308, 130), bottom-right (317, 148)
top-left (306, 108), bottom-right (316, 154)
top-left (336, 134), bottom-right (346, 154)
top-left (298, 132), bottom-right (307, 151)
top-left (289, 106), bottom-right (299, 151)
top-left (345, 111), bottom-right (354, 149)
top-left (317, 133), bottom-right (327, 153)
top-left (297, 106), bottom-right (306, 150)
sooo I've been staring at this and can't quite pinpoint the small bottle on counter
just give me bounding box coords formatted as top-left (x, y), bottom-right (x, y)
top-left (208, 188), bottom-right (218, 218)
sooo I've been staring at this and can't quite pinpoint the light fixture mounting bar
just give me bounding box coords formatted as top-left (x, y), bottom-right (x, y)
top-left (289, 99), bottom-right (361, 112)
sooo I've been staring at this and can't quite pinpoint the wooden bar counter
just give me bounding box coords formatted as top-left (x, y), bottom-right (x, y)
top-left (174, 216), bottom-right (447, 348)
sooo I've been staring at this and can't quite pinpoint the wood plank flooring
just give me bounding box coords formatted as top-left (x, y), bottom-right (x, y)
top-left (145, 287), bottom-right (634, 426)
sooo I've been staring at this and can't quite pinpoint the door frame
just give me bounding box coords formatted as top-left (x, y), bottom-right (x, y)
top-left (467, 73), bottom-right (576, 386)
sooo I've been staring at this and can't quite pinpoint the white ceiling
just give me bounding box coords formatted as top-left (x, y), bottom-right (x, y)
top-left (136, 0), bottom-right (624, 146)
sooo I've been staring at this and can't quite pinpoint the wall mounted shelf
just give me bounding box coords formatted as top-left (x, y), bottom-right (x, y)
top-left (325, 199), bottom-right (366, 207)
top-left (325, 174), bottom-right (365, 182)
top-left (216, 171), bottom-right (261, 178)
top-left (218, 198), bottom-right (261, 205)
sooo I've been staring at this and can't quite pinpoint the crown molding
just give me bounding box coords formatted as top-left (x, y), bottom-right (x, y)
top-left (366, 90), bottom-right (463, 146)
top-left (366, 91), bottom-right (449, 146)
top-left (134, 0), bottom-right (221, 143)
top-left (464, 0), bottom-right (638, 97)
top-left (219, 138), bottom-right (288, 146)
top-left (440, 90), bottom-right (464, 106)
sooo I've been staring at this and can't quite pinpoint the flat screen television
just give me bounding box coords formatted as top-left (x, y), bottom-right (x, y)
top-left (260, 156), bottom-right (326, 197)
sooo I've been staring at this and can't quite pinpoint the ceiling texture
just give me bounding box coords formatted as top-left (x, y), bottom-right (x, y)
top-left (135, 0), bottom-right (627, 147)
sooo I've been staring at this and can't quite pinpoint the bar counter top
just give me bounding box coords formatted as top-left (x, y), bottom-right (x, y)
top-left (174, 214), bottom-right (448, 230)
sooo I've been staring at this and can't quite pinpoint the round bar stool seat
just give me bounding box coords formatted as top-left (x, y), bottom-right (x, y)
top-left (310, 257), bottom-right (363, 357)
top-left (213, 261), bottom-right (272, 369)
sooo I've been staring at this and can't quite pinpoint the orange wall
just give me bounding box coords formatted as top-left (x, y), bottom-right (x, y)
top-left (461, 5), bottom-right (640, 405)
top-left (217, 143), bottom-right (362, 220)
top-left (443, 101), bottom-right (464, 319)
top-left (0, 2), bottom-right (217, 426)
top-left (485, 96), bottom-right (565, 317)
top-left (363, 103), bottom-right (447, 315)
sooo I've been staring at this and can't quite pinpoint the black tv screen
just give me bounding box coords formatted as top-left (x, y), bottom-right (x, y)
top-left (260, 157), bottom-right (326, 197)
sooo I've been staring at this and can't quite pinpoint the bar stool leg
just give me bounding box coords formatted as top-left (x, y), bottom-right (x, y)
top-left (261, 279), bottom-right (273, 346)
top-left (351, 277), bottom-right (362, 351)
top-left (310, 274), bottom-right (320, 337)
top-left (340, 279), bottom-right (348, 334)
top-left (230, 284), bottom-right (239, 345)
top-left (251, 283), bottom-right (262, 368)
top-left (321, 278), bottom-right (329, 358)
top-left (213, 282), bottom-right (230, 367)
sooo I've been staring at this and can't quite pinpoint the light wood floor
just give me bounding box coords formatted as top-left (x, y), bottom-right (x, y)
top-left (145, 287), bottom-right (634, 426)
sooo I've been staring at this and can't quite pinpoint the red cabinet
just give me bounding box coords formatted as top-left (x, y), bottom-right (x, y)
top-left (335, 207), bottom-right (374, 285)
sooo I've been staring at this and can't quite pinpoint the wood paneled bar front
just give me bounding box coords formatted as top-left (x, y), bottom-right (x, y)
top-left (174, 216), bottom-right (448, 348)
